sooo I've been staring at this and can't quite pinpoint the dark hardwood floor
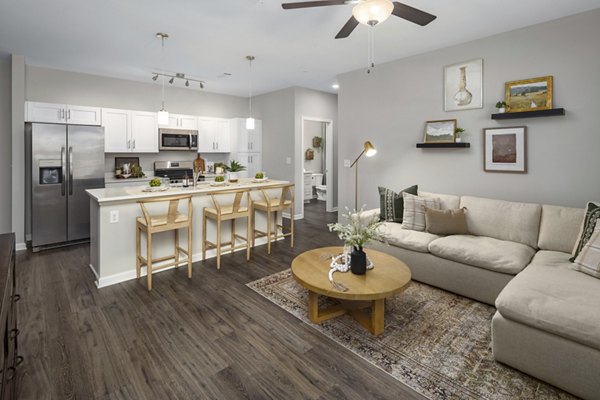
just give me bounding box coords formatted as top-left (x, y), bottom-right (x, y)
top-left (15, 200), bottom-right (425, 399)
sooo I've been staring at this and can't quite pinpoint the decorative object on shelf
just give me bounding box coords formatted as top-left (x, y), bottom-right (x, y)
top-left (484, 126), bottom-right (527, 173)
top-left (424, 119), bottom-right (457, 143)
top-left (152, 72), bottom-right (205, 89)
top-left (224, 160), bottom-right (246, 182)
top-left (454, 127), bottom-right (465, 143)
top-left (350, 141), bottom-right (377, 210)
top-left (305, 148), bottom-right (314, 160)
top-left (312, 136), bottom-right (322, 149)
top-left (491, 108), bottom-right (565, 120)
top-left (444, 59), bottom-right (483, 111)
top-left (328, 208), bottom-right (384, 275)
top-left (495, 101), bottom-right (507, 113)
top-left (155, 33), bottom-right (169, 126)
top-left (246, 55), bottom-right (256, 130)
top-left (505, 76), bottom-right (553, 112)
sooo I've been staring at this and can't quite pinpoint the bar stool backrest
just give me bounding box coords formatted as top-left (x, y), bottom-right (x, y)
top-left (260, 184), bottom-right (295, 207)
top-left (209, 189), bottom-right (251, 215)
top-left (137, 194), bottom-right (193, 227)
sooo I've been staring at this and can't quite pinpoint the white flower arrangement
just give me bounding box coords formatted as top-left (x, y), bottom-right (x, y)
top-left (328, 207), bottom-right (385, 250)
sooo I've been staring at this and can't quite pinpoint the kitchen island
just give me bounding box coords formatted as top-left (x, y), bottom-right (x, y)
top-left (87, 179), bottom-right (289, 287)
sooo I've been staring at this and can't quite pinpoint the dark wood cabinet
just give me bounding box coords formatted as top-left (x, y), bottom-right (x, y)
top-left (0, 234), bottom-right (20, 399)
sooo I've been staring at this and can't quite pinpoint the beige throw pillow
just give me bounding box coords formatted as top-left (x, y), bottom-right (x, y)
top-left (424, 207), bottom-right (469, 235)
top-left (573, 220), bottom-right (600, 279)
top-left (402, 193), bottom-right (441, 232)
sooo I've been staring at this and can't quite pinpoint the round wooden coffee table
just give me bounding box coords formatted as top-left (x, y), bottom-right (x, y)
top-left (291, 246), bottom-right (411, 335)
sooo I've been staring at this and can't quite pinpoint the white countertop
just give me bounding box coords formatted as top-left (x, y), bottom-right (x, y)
top-left (87, 178), bottom-right (288, 204)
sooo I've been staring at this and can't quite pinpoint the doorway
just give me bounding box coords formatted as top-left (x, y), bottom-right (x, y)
top-left (301, 117), bottom-right (334, 216)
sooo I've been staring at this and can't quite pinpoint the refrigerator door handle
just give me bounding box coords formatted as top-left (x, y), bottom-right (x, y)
top-left (68, 146), bottom-right (74, 195)
top-left (61, 147), bottom-right (66, 196)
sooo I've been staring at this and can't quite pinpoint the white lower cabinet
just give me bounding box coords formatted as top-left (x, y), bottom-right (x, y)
top-left (303, 173), bottom-right (313, 202)
top-left (102, 108), bottom-right (158, 153)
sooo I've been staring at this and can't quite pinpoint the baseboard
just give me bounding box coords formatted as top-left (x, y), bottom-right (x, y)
top-left (15, 242), bottom-right (27, 252)
top-left (331, 207), bottom-right (338, 212)
top-left (25, 234), bottom-right (31, 241)
top-left (282, 212), bottom-right (303, 220)
top-left (95, 236), bottom-right (281, 289)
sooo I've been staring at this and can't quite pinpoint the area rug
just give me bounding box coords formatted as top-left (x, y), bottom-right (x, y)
top-left (247, 269), bottom-right (575, 400)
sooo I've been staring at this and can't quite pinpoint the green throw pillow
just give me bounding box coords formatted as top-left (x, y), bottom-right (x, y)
top-left (571, 202), bottom-right (600, 262)
top-left (379, 185), bottom-right (418, 223)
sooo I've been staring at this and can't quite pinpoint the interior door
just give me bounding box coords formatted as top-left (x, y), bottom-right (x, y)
top-left (31, 123), bottom-right (68, 247)
top-left (67, 125), bottom-right (105, 241)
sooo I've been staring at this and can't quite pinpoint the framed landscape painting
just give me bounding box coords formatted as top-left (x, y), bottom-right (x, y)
top-left (505, 76), bottom-right (553, 112)
top-left (424, 120), bottom-right (457, 143)
top-left (484, 127), bottom-right (527, 173)
top-left (444, 58), bottom-right (483, 111)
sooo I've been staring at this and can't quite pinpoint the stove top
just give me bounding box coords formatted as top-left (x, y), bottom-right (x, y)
top-left (154, 161), bottom-right (197, 183)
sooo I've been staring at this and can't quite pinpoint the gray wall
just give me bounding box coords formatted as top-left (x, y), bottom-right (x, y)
top-left (303, 120), bottom-right (324, 174)
top-left (337, 9), bottom-right (600, 216)
top-left (0, 55), bottom-right (11, 234)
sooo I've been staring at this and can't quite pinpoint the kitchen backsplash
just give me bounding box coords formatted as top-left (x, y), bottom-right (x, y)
top-left (104, 152), bottom-right (230, 174)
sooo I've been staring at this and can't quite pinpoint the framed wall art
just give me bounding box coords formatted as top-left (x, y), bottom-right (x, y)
top-left (424, 119), bottom-right (457, 143)
top-left (505, 76), bottom-right (553, 112)
top-left (444, 58), bottom-right (483, 111)
top-left (484, 127), bottom-right (527, 173)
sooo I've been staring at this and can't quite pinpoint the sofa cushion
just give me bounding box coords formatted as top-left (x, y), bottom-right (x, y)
top-left (424, 207), bottom-right (469, 235)
top-left (496, 250), bottom-right (600, 351)
top-left (460, 196), bottom-right (541, 249)
top-left (538, 204), bottom-right (584, 253)
top-left (571, 202), bottom-right (600, 262)
top-left (573, 221), bottom-right (600, 279)
top-left (419, 191), bottom-right (460, 210)
top-left (428, 235), bottom-right (535, 274)
top-left (378, 222), bottom-right (440, 253)
top-left (378, 185), bottom-right (418, 223)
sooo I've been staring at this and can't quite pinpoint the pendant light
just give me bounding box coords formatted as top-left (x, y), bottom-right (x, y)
top-left (156, 32), bottom-right (169, 126)
top-left (246, 55), bottom-right (255, 130)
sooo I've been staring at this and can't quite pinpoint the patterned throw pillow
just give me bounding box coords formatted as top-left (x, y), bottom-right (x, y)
top-left (378, 185), bottom-right (418, 223)
top-left (570, 202), bottom-right (600, 262)
top-left (402, 193), bottom-right (441, 232)
top-left (573, 220), bottom-right (600, 278)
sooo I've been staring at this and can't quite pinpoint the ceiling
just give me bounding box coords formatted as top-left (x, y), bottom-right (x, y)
top-left (0, 0), bottom-right (598, 97)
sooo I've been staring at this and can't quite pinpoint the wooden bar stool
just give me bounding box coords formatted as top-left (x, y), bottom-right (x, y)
top-left (136, 194), bottom-right (193, 291)
top-left (202, 189), bottom-right (252, 270)
top-left (252, 184), bottom-right (295, 254)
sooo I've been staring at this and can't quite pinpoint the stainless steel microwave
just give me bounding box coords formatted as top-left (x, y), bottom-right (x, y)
top-left (159, 128), bottom-right (198, 151)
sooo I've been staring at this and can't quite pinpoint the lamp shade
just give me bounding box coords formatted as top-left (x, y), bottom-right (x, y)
top-left (364, 141), bottom-right (377, 157)
top-left (246, 117), bottom-right (255, 130)
top-left (352, 0), bottom-right (393, 26)
top-left (157, 109), bottom-right (169, 126)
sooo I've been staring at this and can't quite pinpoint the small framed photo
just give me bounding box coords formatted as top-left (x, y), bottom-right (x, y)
top-left (424, 119), bottom-right (457, 143)
top-left (444, 58), bottom-right (483, 111)
top-left (484, 127), bottom-right (527, 173)
top-left (505, 76), bottom-right (553, 112)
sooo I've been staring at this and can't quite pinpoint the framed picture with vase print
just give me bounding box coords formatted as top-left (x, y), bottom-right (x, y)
top-left (444, 58), bottom-right (483, 111)
top-left (484, 127), bottom-right (527, 173)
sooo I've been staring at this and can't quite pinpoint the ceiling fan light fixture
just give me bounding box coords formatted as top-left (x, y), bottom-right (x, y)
top-left (352, 0), bottom-right (393, 26)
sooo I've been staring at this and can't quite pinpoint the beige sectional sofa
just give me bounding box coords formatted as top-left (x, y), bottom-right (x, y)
top-left (364, 191), bottom-right (600, 399)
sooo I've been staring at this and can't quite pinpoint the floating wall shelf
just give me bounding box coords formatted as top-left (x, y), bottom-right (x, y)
top-left (416, 142), bottom-right (470, 149)
top-left (491, 108), bottom-right (565, 120)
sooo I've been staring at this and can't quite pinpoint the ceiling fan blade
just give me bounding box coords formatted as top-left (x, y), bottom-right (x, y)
top-left (392, 2), bottom-right (437, 26)
top-left (335, 16), bottom-right (359, 39)
top-left (282, 0), bottom-right (348, 10)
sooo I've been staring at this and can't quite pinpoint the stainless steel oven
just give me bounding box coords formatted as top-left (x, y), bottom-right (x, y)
top-left (159, 128), bottom-right (198, 151)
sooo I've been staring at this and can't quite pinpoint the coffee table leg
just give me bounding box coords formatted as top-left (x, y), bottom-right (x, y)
top-left (371, 299), bottom-right (385, 335)
top-left (308, 291), bottom-right (319, 323)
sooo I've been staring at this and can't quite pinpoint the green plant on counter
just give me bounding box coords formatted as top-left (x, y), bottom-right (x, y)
top-left (255, 172), bottom-right (264, 179)
top-left (214, 175), bottom-right (225, 183)
top-left (224, 160), bottom-right (246, 172)
top-left (149, 178), bottom-right (162, 187)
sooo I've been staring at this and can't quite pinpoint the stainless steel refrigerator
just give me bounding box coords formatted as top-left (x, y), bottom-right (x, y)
top-left (28, 123), bottom-right (105, 251)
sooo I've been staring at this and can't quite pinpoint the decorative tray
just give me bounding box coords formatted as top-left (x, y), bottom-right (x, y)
top-left (141, 186), bottom-right (169, 192)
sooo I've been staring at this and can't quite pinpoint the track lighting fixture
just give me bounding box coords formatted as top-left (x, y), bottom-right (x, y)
top-left (200, 82), bottom-right (204, 89)
top-left (152, 71), bottom-right (205, 89)
top-left (169, 77), bottom-right (174, 84)
top-left (152, 74), bottom-right (159, 81)
top-left (185, 80), bottom-right (190, 87)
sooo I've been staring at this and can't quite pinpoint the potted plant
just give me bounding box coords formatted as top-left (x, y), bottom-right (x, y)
top-left (328, 208), bottom-right (385, 275)
top-left (224, 160), bottom-right (246, 182)
top-left (496, 101), bottom-right (507, 113)
top-left (455, 127), bottom-right (465, 143)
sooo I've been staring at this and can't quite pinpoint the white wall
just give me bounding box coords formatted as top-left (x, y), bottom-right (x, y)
top-left (337, 9), bottom-right (600, 216)
top-left (0, 55), bottom-right (11, 234)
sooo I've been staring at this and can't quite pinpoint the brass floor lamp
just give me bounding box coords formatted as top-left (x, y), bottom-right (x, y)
top-left (350, 141), bottom-right (377, 210)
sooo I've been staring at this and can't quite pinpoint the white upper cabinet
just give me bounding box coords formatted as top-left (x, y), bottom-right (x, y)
top-left (163, 113), bottom-right (198, 130)
top-left (26, 102), bottom-right (101, 125)
top-left (231, 118), bottom-right (262, 153)
top-left (102, 108), bottom-right (130, 153)
top-left (197, 117), bottom-right (231, 153)
top-left (102, 108), bottom-right (158, 153)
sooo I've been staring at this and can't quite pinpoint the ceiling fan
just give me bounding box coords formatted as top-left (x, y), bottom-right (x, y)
top-left (281, 0), bottom-right (436, 39)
